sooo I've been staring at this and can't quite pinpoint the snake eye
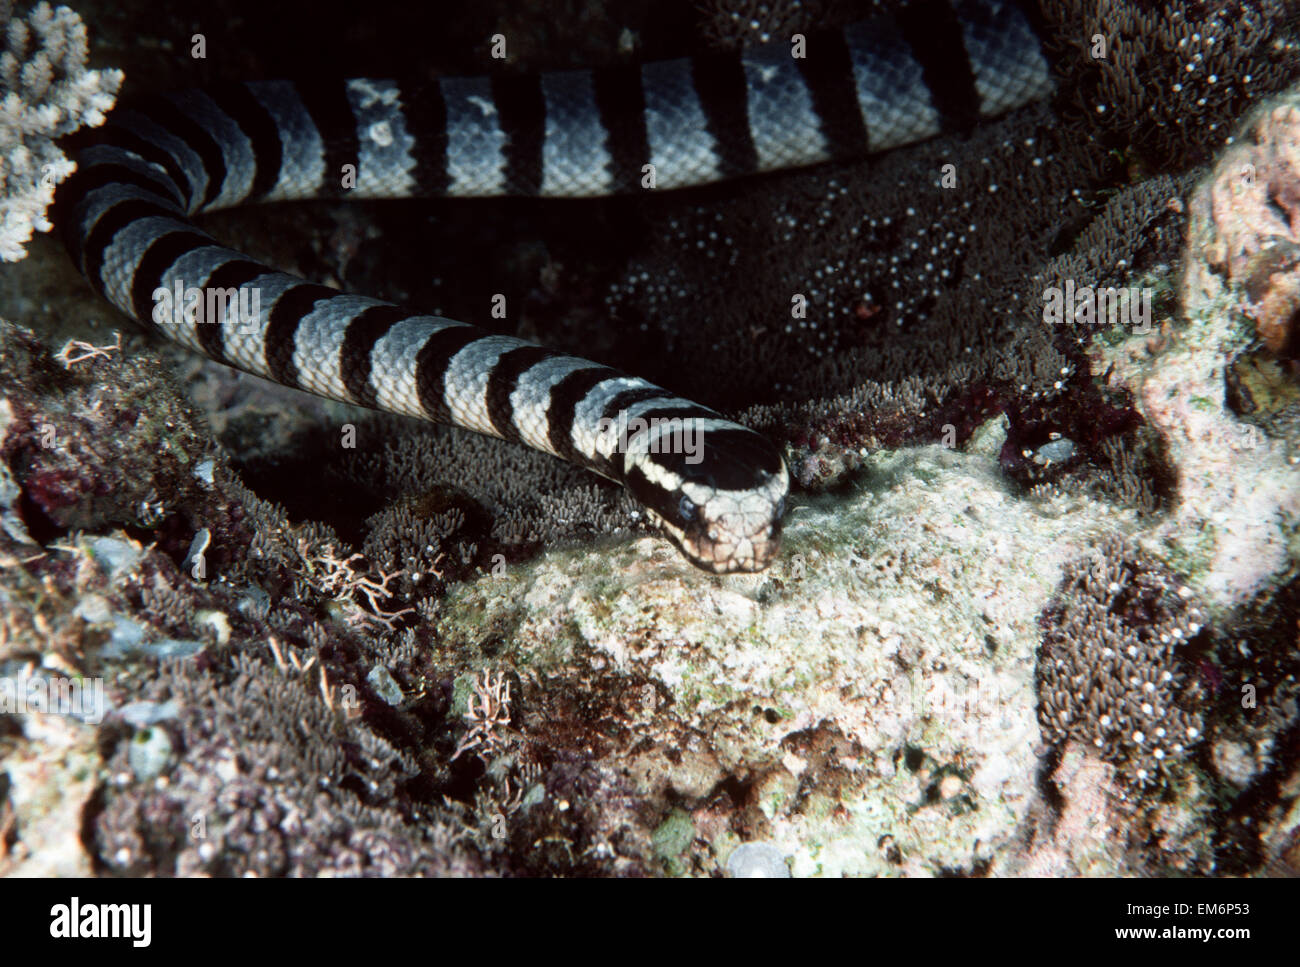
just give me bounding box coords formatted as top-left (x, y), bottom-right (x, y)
top-left (678, 494), bottom-right (697, 522)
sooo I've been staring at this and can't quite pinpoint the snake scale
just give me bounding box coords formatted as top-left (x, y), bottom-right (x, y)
top-left (54, 0), bottom-right (1053, 573)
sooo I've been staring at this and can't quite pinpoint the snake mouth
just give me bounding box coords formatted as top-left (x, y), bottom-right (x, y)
top-left (619, 417), bottom-right (790, 573)
top-left (676, 516), bottom-right (784, 574)
top-left (622, 429), bottom-right (790, 573)
top-left (639, 468), bottom-right (789, 573)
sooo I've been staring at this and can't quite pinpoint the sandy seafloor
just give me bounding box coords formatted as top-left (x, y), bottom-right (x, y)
top-left (0, 0), bottom-right (1298, 877)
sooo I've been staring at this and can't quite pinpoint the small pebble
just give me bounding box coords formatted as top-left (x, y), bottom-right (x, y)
top-left (727, 842), bottom-right (790, 878)
top-left (367, 664), bottom-right (404, 706)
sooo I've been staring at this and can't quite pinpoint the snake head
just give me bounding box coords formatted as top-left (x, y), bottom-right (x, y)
top-left (623, 418), bottom-right (789, 573)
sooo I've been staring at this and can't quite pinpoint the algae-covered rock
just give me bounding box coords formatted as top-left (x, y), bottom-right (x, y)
top-left (438, 442), bottom-right (1143, 875)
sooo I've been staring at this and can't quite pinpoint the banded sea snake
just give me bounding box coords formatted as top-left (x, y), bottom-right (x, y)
top-left (55, 0), bottom-right (1053, 573)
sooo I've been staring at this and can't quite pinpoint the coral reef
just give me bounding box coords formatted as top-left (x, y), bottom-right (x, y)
top-left (342, 417), bottom-right (643, 581)
top-left (0, 1), bottom-right (121, 261)
top-left (604, 99), bottom-right (1092, 410)
top-left (1183, 80), bottom-right (1300, 359)
top-left (0, 0), bottom-right (1298, 878)
top-left (1035, 537), bottom-right (1206, 786)
top-left (0, 324), bottom-right (207, 535)
top-left (93, 654), bottom-right (484, 877)
top-left (698, 0), bottom-right (882, 48)
top-left (430, 437), bottom-right (1156, 876)
top-left (1087, 83), bottom-right (1300, 616)
top-left (1038, 0), bottom-right (1300, 169)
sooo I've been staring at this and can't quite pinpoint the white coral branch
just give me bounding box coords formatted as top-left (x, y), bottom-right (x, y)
top-left (0, 2), bottom-right (122, 261)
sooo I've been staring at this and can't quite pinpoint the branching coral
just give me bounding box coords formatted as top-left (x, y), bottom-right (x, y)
top-left (0, 1), bottom-right (121, 261)
top-left (292, 532), bottom-right (417, 631)
top-left (452, 669), bottom-right (515, 762)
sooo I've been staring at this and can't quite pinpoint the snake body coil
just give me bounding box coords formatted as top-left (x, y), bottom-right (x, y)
top-left (55, 0), bottom-right (1052, 572)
